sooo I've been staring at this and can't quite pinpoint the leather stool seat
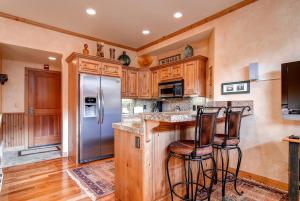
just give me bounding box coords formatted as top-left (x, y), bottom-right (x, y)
top-left (168, 140), bottom-right (213, 156)
top-left (214, 136), bottom-right (240, 146)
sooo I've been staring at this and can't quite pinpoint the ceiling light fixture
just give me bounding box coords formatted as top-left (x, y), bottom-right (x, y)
top-left (48, 56), bottom-right (57, 61)
top-left (173, 12), bottom-right (183, 19)
top-left (86, 8), bottom-right (96, 15)
top-left (142, 30), bottom-right (150, 35)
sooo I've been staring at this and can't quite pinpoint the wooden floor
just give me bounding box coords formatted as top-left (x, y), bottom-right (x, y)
top-left (0, 157), bottom-right (115, 201)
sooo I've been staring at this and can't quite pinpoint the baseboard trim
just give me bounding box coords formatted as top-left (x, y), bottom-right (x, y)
top-left (229, 168), bottom-right (288, 191)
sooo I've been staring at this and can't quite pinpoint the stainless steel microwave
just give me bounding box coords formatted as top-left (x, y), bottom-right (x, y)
top-left (159, 80), bottom-right (184, 98)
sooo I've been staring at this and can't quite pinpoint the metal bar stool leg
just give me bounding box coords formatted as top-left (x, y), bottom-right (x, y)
top-left (194, 161), bottom-right (201, 201)
top-left (234, 146), bottom-right (243, 195)
top-left (208, 156), bottom-right (217, 201)
top-left (222, 148), bottom-right (230, 199)
top-left (220, 148), bottom-right (226, 198)
top-left (166, 154), bottom-right (174, 201)
top-left (189, 160), bottom-right (194, 201)
top-left (214, 147), bottom-right (219, 184)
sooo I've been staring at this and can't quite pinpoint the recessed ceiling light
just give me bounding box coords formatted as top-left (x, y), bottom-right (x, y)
top-left (48, 56), bottom-right (56, 61)
top-left (142, 30), bottom-right (150, 35)
top-left (173, 12), bottom-right (183, 19)
top-left (86, 8), bottom-right (96, 15)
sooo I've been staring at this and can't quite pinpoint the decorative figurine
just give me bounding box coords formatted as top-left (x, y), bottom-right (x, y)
top-left (118, 51), bottom-right (131, 66)
top-left (97, 42), bottom-right (104, 57)
top-left (109, 48), bottom-right (116, 60)
top-left (83, 43), bottom-right (89, 55)
top-left (184, 44), bottom-right (193, 58)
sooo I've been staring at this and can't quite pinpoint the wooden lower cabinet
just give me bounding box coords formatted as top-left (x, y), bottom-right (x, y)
top-left (138, 70), bottom-right (151, 98)
top-left (115, 130), bottom-right (143, 201)
top-left (151, 70), bottom-right (160, 98)
top-left (114, 123), bottom-right (184, 201)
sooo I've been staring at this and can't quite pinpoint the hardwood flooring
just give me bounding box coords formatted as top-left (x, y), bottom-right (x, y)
top-left (0, 157), bottom-right (115, 201)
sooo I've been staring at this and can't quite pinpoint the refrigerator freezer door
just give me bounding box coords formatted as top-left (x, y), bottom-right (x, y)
top-left (100, 76), bottom-right (121, 157)
top-left (79, 74), bottom-right (101, 163)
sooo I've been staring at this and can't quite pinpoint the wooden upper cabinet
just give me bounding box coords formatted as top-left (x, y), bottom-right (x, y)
top-left (151, 70), bottom-right (160, 98)
top-left (102, 62), bottom-right (122, 77)
top-left (79, 58), bottom-right (102, 74)
top-left (127, 70), bottom-right (138, 97)
top-left (170, 64), bottom-right (183, 79)
top-left (159, 67), bottom-right (171, 81)
top-left (159, 64), bottom-right (183, 82)
top-left (183, 59), bottom-right (206, 96)
top-left (121, 69), bottom-right (127, 97)
top-left (138, 70), bottom-right (151, 98)
top-left (184, 60), bottom-right (199, 96)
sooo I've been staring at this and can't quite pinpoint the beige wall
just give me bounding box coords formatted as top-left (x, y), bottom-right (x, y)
top-left (0, 17), bottom-right (138, 154)
top-left (0, 54), bottom-right (2, 113)
top-left (140, 0), bottom-right (300, 183)
top-left (1, 59), bottom-right (60, 113)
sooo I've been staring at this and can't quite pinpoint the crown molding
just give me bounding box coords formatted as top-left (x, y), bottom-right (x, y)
top-left (136, 0), bottom-right (258, 51)
top-left (0, 11), bottom-right (137, 51)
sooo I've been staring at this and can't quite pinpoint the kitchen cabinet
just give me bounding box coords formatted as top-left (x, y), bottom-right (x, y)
top-left (79, 58), bottom-right (102, 74)
top-left (127, 70), bottom-right (138, 97)
top-left (121, 69), bottom-right (127, 97)
top-left (184, 60), bottom-right (206, 96)
top-left (159, 64), bottom-right (183, 82)
top-left (151, 70), bottom-right (160, 98)
top-left (138, 70), bottom-right (151, 98)
top-left (102, 62), bottom-right (122, 77)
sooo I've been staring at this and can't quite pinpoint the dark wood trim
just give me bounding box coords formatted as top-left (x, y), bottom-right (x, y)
top-left (229, 167), bottom-right (288, 192)
top-left (0, 11), bottom-right (136, 51)
top-left (1, 0), bottom-right (257, 53)
top-left (136, 0), bottom-right (258, 51)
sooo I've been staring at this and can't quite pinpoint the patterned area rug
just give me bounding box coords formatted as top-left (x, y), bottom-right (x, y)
top-left (67, 160), bottom-right (114, 201)
top-left (208, 179), bottom-right (288, 201)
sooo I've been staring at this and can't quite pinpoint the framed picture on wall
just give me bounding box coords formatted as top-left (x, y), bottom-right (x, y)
top-left (221, 80), bottom-right (250, 95)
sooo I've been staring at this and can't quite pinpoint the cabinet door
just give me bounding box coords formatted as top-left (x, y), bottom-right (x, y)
top-left (102, 62), bottom-right (121, 77)
top-left (79, 58), bottom-right (101, 74)
top-left (127, 70), bottom-right (138, 97)
top-left (159, 67), bottom-right (171, 81)
top-left (121, 69), bottom-right (127, 97)
top-left (138, 71), bottom-right (151, 98)
top-left (184, 60), bottom-right (199, 96)
top-left (170, 64), bottom-right (183, 79)
top-left (151, 70), bottom-right (160, 98)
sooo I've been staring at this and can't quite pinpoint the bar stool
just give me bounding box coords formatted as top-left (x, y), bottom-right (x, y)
top-left (212, 106), bottom-right (250, 199)
top-left (166, 107), bottom-right (222, 201)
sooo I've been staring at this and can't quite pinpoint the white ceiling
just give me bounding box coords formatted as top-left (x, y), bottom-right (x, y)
top-left (0, 43), bottom-right (62, 67)
top-left (0, 0), bottom-right (243, 49)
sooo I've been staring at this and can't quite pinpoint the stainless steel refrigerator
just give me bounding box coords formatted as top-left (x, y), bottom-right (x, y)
top-left (79, 74), bottom-right (121, 163)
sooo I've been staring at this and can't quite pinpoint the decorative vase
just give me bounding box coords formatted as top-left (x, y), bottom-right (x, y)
top-left (109, 48), bottom-right (116, 60)
top-left (83, 44), bottom-right (89, 55)
top-left (118, 51), bottom-right (131, 66)
top-left (97, 42), bottom-right (104, 57)
top-left (184, 45), bottom-right (193, 58)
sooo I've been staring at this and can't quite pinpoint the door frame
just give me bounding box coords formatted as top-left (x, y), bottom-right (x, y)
top-left (24, 67), bottom-right (62, 148)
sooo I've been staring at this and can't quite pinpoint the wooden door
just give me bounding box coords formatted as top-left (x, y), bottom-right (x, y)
top-left (121, 69), bottom-right (127, 97)
top-left (151, 70), bottom-right (160, 98)
top-left (138, 71), bottom-right (151, 98)
top-left (78, 58), bottom-right (102, 74)
top-left (184, 61), bottom-right (199, 96)
top-left (127, 70), bottom-right (138, 97)
top-left (102, 62), bottom-right (122, 77)
top-left (27, 69), bottom-right (61, 147)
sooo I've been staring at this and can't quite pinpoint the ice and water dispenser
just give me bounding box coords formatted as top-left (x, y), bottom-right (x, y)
top-left (84, 97), bottom-right (97, 117)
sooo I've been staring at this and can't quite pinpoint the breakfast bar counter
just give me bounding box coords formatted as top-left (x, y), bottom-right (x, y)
top-left (113, 109), bottom-right (252, 201)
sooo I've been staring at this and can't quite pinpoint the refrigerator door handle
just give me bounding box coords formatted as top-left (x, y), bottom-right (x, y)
top-left (97, 92), bottom-right (101, 124)
top-left (101, 89), bottom-right (104, 124)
